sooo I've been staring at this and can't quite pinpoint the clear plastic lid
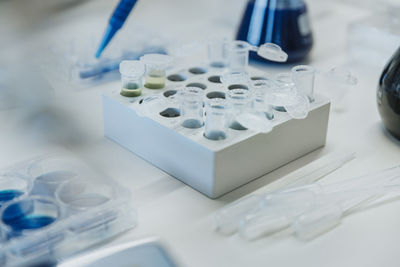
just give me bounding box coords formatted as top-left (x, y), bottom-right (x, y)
top-left (139, 54), bottom-right (173, 69)
top-left (220, 71), bottom-right (250, 86)
top-left (228, 40), bottom-right (251, 51)
top-left (56, 180), bottom-right (116, 213)
top-left (284, 94), bottom-right (310, 119)
top-left (235, 112), bottom-right (273, 133)
top-left (0, 172), bottom-right (31, 206)
top-left (136, 95), bottom-right (168, 118)
top-left (119, 60), bottom-right (145, 77)
top-left (257, 43), bottom-right (288, 62)
top-left (326, 67), bottom-right (358, 86)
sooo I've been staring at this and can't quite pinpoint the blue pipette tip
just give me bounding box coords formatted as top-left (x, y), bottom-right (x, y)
top-left (95, 25), bottom-right (118, 59)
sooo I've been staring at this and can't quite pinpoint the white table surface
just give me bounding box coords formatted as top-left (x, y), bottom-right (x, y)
top-left (1, 0), bottom-right (400, 266)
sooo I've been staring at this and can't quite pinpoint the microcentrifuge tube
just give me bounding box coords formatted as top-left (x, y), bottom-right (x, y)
top-left (227, 89), bottom-right (251, 130)
top-left (140, 54), bottom-right (173, 89)
top-left (119, 60), bottom-right (145, 97)
top-left (227, 41), bottom-right (251, 72)
top-left (291, 65), bottom-right (316, 102)
top-left (204, 98), bottom-right (228, 140)
top-left (180, 87), bottom-right (204, 129)
top-left (251, 79), bottom-right (275, 120)
top-left (207, 36), bottom-right (229, 68)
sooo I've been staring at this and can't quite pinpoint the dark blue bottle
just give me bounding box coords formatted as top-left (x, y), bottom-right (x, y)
top-left (236, 0), bottom-right (313, 63)
top-left (377, 46), bottom-right (400, 140)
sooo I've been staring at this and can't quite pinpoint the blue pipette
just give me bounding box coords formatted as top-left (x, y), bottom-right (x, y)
top-left (95, 0), bottom-right (138, 59)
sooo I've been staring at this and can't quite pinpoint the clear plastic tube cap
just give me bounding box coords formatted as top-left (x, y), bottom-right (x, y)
top-left (326, 67), bottom-right (358, 86)
top-left (229, 40), bottom-right (251, 51)
top-left (168, 41), bottom-right (203, 58)
top-left (220, 71), bottom-right (250, 86)
top-left (235, 112), bottom-right (273, 133)
top-left (257, 43), bottom-right (288, 62)
top-left (265, 87), bottom-right (296, 107)
top-left (284, 94), bottom-right (310, 119)
top-left (136, 95), bottom-right (168, 117)
top-left (139, 54), bottom-right (173, 69)
top-left (119, 60), bottom-right (145, 77)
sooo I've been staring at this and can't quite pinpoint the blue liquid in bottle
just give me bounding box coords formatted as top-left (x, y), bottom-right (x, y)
top-left (236, 0), bottom-right (313, 63)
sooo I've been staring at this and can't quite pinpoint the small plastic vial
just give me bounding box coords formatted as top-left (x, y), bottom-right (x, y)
top-left (119, 60), bottom-right (145, 97)
top-left (273, 72), bottom-right (296, 112)
top-left (227, 89), bottom-right (251, 130)
top-left (204, 98), bottom-right (228, 140)
top-left (220, 71), bottom-right (250, 91)
top-left (208, 36), bottom-right (229, 68)
top-left (228, 41), bottom-right (251, 72)
top-left (251, 79), bottom-right (275, 119)
top-left (291, 65), bottom-right (316, 102)
top-left (180, 87), bottom-right (204, 129)
top-left (140, 54), bottom-right (173, 89)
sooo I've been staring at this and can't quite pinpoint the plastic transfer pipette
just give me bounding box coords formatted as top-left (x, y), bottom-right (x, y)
top-left (95, 0), bottom-right (138, 58)
top-left (282, 152), bottom-right (356, 189)
top-left (214, 152), bottom-right (355, 235)
top-left (239, 166), bottom-right (400, 241)
top-left (293, 179), bottom-right (400, 241)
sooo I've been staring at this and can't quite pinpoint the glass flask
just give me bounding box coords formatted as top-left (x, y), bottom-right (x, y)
top-left (377, 46), bottom-right (400, 140)
top-left (236, 0), bottom-right (313, 63)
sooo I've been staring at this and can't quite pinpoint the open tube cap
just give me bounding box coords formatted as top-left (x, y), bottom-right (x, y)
top-left (257, 43), bottom-right (288, 62)
top-left (136, 95), bottom-right (167, 118)
top-left (284, 94), bottom-right (310, 119)
top-left (139, 54), bottom-right (173, 69)
top-left (326, 67), bottom-right (358, 86)
top-left (119, 60), bottom-right (145, 77)
top-left (235, 112), bottom-right (273, 133)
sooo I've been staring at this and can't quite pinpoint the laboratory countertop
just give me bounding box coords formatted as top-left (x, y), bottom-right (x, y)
top-left (1, 0), bottom-right (400, 266)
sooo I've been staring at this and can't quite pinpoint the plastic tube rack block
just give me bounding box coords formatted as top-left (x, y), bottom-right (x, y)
top-left (102, 65), bottom-right (330, 198)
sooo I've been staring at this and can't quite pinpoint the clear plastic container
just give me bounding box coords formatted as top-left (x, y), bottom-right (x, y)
top-left (0, 154), bottom-right (136, 266)
top-left (0, 172), bottom-right (31, 208)
top-left (291, 65), bottom-right (316, 102)
top-left (55, 180), bottom-right (119, 234)
top-left (56, 180), bottom-right (115, 215)
top-left (40, 24), bottom-right (167, 89)
top-left (227, 89), bottom-right (251, 130)
top-left (220, 71), bottom-right (251, 90)
top-left (27, 156), bottom-right (84, 197)
top-left (119, 60), bottom-right (145, 97)
top-left (204, 98), bottom-right (229, 140)
top-left (208, 36), bottom-right (229, 68)
top-left (0, 196), bottom-right (60, 240)
top-left (140, 54), bottom-right (173, 89)
top-left (323, 67), bottom-right (358, 111)
top-left (180, 87), bottom-right (204, 129)
top-left (250, 79), bottom-right (275, 119)
top-left (271, 72), bottom-right (296, 112)
top-left (228, 41), bottom-right (251, 71)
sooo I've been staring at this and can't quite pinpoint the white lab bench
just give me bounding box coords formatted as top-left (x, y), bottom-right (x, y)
top-left (1, 0), bottom-right (400, 266)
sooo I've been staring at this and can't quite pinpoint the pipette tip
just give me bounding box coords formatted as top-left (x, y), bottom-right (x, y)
top-left (95, 25), bottom-right (117, 59)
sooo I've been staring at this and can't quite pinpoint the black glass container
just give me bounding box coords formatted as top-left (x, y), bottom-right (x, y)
top-left (377, 46), bottom-right (400, 140)
top-left (236, 0), bottom-right (313, 63)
